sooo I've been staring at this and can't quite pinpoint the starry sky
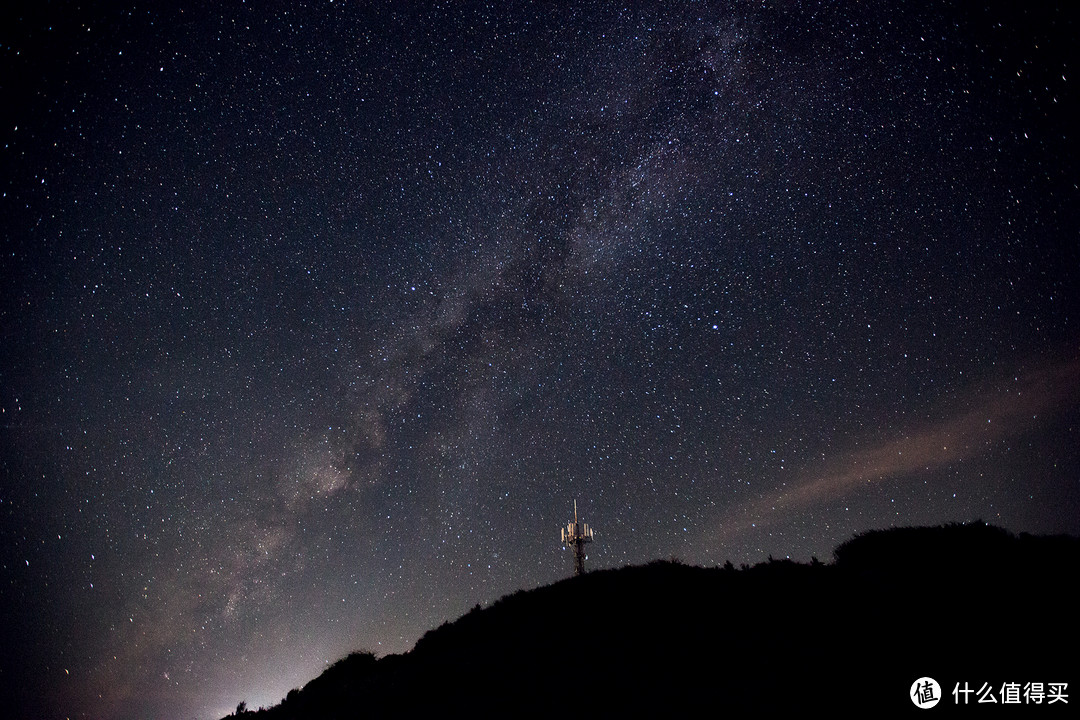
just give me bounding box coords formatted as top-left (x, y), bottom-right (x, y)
top-left (1, 2), bottom-right (1077, 718)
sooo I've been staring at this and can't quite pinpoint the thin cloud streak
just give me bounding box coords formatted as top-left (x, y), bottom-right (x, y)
top-left (712, 356), bottom-right (1080, 542)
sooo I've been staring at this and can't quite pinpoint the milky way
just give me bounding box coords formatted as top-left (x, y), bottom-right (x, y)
top-left (1, 3), bottom-right (1077, 718)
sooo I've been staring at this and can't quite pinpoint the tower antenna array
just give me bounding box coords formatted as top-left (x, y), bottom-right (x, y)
top-left (560, 499), bottom-right (594, 576)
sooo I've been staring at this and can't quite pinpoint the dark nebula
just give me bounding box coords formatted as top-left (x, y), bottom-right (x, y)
top-left (1, 2), bottom-right (1076, 718)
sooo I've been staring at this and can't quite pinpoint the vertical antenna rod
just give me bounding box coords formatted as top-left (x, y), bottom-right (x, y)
top-left (560, 499), bottom-right (594, 576)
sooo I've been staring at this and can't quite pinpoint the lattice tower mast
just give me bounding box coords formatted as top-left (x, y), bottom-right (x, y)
top-left (560, 499), bottom-right (594, 576)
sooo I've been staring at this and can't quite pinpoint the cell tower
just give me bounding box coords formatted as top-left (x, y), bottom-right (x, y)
top-left (560, 500), bottom-right (594, 576)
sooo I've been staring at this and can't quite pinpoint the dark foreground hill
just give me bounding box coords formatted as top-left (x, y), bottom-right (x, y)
top-left (227, 524), bottom-right (1078, 717)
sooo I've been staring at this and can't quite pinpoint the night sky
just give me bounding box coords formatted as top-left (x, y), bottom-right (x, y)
top-left (2, 2), bottom-right (1078, 718)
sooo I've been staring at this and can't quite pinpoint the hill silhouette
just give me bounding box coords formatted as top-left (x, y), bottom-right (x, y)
top-left (226, 523), bottom-right (1078, 717)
